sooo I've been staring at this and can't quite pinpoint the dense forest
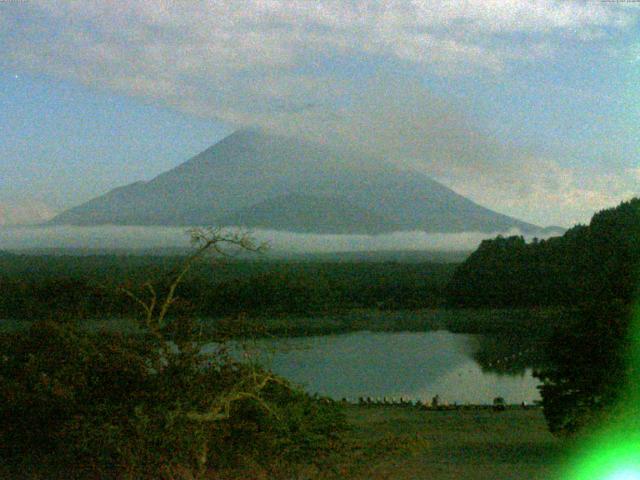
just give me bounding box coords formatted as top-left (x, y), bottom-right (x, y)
top-left (0, 256), bottom-right (455, 321)
top-left (447, 198), bottom-right (640, 308)
top-left (447, 198), bottom-right (640, 435)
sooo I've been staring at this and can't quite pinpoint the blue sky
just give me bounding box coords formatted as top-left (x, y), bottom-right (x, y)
top-left (0, 1), bottom-right (639, 226)
top-left (0, 71), bottom-right (228, 209)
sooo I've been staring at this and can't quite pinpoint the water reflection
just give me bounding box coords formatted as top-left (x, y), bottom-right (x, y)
top-left (472, 333), bottom-right (549, 376)
top-left (218, 331), bottom-right (544, 405)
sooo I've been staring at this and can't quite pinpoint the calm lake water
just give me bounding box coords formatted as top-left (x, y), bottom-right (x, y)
top-left (211, 331), bottom-right (542, 405)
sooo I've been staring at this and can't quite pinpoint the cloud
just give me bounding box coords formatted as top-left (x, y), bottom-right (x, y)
top-left (249, 79), bottom-right (638, 227)
top-left (0, 225), bottom-right (550, 252)
top-left (2, 1), bottom-right (636, 124)
top-left (628, 167), bottom-right (640, 181)
top-left (3, 1), bottom-right (637, 133)
top-left (0, 201), bottom-right (56, 227)
top-left (1, 1), bottom-right (637, 227)
top-left (3, 1), bottom-right (636, 139)
top-left (444, 160), bottom-right (639, 226)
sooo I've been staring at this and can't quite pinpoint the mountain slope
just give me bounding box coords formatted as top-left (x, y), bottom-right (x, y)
top-left (51, 130), bottom-right (544, 234)
top-left (219, 193), bottom-right (400, 234)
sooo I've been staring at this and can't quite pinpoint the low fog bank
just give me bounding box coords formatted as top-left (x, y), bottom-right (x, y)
top-left (0, 226), bottom-right (560, 255)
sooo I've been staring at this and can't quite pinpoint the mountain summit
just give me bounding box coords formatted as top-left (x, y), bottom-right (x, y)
top-left (51, 130), bottom-right (547, 234)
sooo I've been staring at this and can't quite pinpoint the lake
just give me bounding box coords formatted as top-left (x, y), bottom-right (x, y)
top-left (210, 330), bottom-right (542, 405)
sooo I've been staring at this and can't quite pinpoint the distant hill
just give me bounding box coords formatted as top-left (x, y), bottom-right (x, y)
top-left (51, 129), bottom-right (552, 235)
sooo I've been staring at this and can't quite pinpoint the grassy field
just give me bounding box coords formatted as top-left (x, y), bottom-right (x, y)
top-left (306, 405), bottom-right (569, 480)
top-left (209, 404), bottom-right (571, 480)
top-left (0, 405), bottom-right (568, 480)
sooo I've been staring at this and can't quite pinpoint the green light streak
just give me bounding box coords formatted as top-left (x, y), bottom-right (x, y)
top-left (562, 431), bottom-right (640, 480)
top-left (561, 304), bottom-right (640, 480)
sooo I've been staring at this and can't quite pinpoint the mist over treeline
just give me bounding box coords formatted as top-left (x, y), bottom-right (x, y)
top-left (0, 225), bottom-right (558, 254)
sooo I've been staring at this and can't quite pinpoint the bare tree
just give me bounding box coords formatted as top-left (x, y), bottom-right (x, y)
top-left (120, 228), bottom-right (265, 338)
top-left (120, 228), bottom-right (285, 478)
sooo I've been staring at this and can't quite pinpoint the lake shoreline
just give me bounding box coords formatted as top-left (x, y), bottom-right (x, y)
top-left (212, 404), bottom-right (568, 479)
top-left (329, 404), bottom-right (568, 480)
top-left (230, 330), bottom-right (544, 405)
top-left (0, 306), bottom-right (573, 338)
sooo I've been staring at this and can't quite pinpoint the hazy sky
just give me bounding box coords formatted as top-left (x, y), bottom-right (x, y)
top-left (1, 1), bottom-right (639, 227)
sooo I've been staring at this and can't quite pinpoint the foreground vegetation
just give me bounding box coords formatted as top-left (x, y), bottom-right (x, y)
top-left (0, 402), bottom-right (568, 480)
top-left (449, 198), bottom-right (640, 436)
top-left (2, 198), bottom-right (639, 477)
top-left (0, 230), bottom-right (346, 479)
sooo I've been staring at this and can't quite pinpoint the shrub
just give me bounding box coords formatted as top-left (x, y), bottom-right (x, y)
top-left (0, 321), bottom-right (344, 478)
top-left (0, 229), bottom-right (345, 478)
top-left (534, 301), bottom-right (632, 435)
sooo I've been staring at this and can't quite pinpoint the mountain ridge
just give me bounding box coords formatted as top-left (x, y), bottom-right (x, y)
top-left (50, 130), bottom-right (553, 235)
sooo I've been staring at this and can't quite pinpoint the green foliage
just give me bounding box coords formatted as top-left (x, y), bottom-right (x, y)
top-left (447, 198), bottom-right (640, 308)
top-left (0, 257), bottom-right (455, 320)
top-left (0, 230), bottom-right (346, 478)
top-left (534, 302), bottom-right (632, 435)
top-left (446, 198), bottom-right (640, 435)
top-left (0, 321), bottom-right (344, 477)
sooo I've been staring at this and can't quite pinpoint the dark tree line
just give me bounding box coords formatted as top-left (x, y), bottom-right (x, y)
top-left (446, 198), bottom-right (640, 434)
top-left (447, 198), bottom-right (640, 308)
top-left (0, 260), bottom-right (455, 321)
